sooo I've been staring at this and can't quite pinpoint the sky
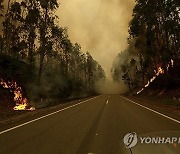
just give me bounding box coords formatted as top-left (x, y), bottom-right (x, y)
top-left (57, 0), bottom-right (135, 79)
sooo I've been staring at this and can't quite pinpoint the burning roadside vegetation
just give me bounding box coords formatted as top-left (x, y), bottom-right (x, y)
top-left (112, 51), bottom-right (180, 100)
top-left (0, 55), bottom-right (99, 127)
top-left (0, 46), bottom-right (104, 123)
top-left (111, 0), bottom-right (180, 100)
top-left (0, 79), bottom-right (35, 111)
top-left (0, 54), bottom-right (36, 112)
top-left (112, 54), bottom-right (180, 121)
top-left (136, 58), bottom-right (179, 99)
top-left (111, 43), bottom-right (180, 101)
top-left (0, 0), bottom-right (106, 118)
top-left (137, 59), bottom-right (174, 95)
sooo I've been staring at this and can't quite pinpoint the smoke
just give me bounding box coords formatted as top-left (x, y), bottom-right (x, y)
top-left (57, 0), bottom-right (135, 78)
top-left (57, 0), bottom-right (135, 94)
top-left (95, 79), bottom-right (128, 94)
top-left (113, 38), bottom-right (138, 67)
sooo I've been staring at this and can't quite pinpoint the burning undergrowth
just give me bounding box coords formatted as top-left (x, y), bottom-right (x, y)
top-left (0, 78), bottom-right (35, 111)
top-left (0, 54), bottom-right (93, 111)
top-left (0, 54), bottom-right (35, 111)
top-left (137, 60), bottom-right (174, 94)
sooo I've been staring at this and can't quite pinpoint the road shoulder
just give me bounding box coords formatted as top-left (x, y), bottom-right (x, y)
top-left (0, 96), bottom-right (98, 132)
top-left (122, 95), bottom-right (180, 122)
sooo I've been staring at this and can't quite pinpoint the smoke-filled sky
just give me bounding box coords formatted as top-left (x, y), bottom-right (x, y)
top-left (1, 0), bottom-right (135, 79)
top-left (57, 0), bottom-right (135, 79)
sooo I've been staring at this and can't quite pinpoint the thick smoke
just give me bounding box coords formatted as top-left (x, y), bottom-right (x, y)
top-left (57, 0), bottom-right (135, 93)
top-left (95, 79), bottom-right (128, 94)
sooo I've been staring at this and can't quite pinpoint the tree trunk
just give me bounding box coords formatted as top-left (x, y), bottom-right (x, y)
top-left (38, 54), bottom-right (44, 82)
top-left (38, 7), bottom-right (48, 83)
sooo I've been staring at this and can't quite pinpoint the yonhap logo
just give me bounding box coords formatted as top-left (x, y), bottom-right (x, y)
top-left (123, 132), bottom-right (180, 149)
top-left (124, 132), bottom-right (138, 148)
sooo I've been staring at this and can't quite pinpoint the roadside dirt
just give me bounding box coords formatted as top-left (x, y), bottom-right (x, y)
top-left (126, 95), bottom-right (180, 121)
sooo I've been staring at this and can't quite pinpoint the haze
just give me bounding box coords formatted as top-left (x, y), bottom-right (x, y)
top-left (57, 0), bottom-right (135, 79)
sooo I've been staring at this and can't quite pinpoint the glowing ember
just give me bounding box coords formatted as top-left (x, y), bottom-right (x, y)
top-left (157, 67), bottom-right (164, 74)
top-left (167, 59), bottom-right (174, 71)
top-left (0, 79), bottom-right (35, 110)
top-left (171, 59), bottom-right (174, 66)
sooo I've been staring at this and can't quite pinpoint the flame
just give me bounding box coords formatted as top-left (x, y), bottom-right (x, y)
top-left (137, 67), bottom-right (164, 94)
top-left (137, 59), bottom-right (174, 94)
top-left (171, 59), bottom-right (174, 66)
top-left (167, 59), bottom-right (174, 71)
top-left (0, 79), bottom-right (35, 110)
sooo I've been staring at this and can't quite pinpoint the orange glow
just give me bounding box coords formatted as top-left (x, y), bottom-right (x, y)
top-left (0, 79), bottom-right (35, 110)
top-left (137, 66), bottom-right (164, 94)
top-left (137, 59), bottom-right (174, 94)
top-left (167, 59), bottom-right (174, 71)
top-left (171, 59), bottom-right (174, 67)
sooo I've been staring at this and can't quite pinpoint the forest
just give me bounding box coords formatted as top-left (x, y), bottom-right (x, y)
top-left (0, 0), bottom-right (105, 110)
top-left (112, 0), bottom-right (179, 94)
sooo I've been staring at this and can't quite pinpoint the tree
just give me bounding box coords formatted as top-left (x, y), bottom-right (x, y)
top-left (0, 0), bottom-right (3, 18)
top-left (0, 0), bottom-right (4, 53)
top-left (120, 0), bottom-right (180, 90)
top-left (20, 0), bottom-right (40, 65)
top-left (0, 0), bottom-right (106, 101)
top-left (37, 0), bottom-right (59, 81)
top-left (2, 2), bottom-right (22, 57)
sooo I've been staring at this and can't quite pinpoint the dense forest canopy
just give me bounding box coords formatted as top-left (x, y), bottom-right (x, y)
top-left (0, 0), bottom-right (106, 108)
top-left (112, 0), bottom-right (180, 92)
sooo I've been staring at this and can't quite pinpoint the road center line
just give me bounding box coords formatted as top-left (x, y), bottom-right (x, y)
top-left (0, 96), bottom-right (101, 135)
top-left (120, 96), bottom-right (180, 124)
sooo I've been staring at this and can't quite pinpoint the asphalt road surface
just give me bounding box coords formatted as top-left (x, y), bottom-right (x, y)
top-left (0, 95), bottom-right (180, 154)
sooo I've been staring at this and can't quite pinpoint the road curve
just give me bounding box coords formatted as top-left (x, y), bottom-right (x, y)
top-left (0, 95), bottom-right (180, 154)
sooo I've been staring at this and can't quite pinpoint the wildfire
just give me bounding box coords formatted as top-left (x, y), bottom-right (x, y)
top-left (167, 59), bottom-right (174, 71)
top-left (137, 60), bottom-right (174, 94)
top-left (0, 79), bottom-right (35, 110)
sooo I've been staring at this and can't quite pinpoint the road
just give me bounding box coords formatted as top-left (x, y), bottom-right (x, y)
top-left (0, 95), bottom-right (180, 154)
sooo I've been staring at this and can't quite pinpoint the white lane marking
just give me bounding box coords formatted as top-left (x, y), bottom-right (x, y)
top-left (0, 96), bottom-right (101, 135)
top-left (106, 100), bottom-right (109, 105)
top-left (121, 96), bottom-right (180, 124)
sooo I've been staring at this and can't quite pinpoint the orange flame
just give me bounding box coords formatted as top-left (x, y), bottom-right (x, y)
top-left (137, 59), bottom-right (174, 94)
top-left (137, 67), bottom-right (164, 94)
top-left (0, 79), bottom-right (35, 110)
